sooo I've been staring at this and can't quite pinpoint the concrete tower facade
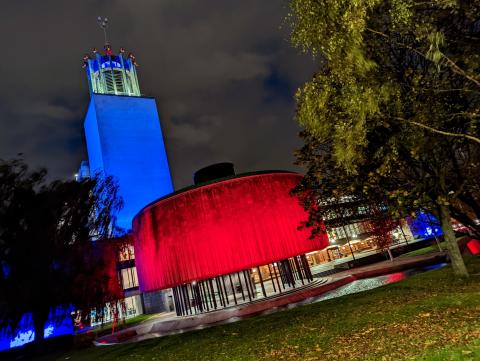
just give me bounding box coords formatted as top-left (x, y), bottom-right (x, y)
top-left (82, 45), bottom-right (173, 230)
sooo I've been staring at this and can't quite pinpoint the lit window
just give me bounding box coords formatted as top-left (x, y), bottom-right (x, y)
top-left (118, 244), bottom-right (135, 262)
top-left (121, 267), bottom-right (139, 289)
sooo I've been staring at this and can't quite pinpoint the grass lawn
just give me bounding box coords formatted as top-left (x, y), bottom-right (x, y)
top-left (38, 256), bottom-right (480, 361)
top-left (399, 235), bottom-right (471, 258)
top-left (86, 313), bottom-right (155, 337)
top-left (399, 241), bottom-right (446, 258)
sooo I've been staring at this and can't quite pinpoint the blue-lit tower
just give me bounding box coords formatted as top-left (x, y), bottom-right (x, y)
top-left (82, 43), bottom-right (173, 231)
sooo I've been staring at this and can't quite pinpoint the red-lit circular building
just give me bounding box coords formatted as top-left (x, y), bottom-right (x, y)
top-left (133, 167), bottom-right (328, 315)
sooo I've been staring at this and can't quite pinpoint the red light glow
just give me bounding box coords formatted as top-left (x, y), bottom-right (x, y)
top-left (467, 239), bottom-right (480, 255)
top-left (387, 272), bottom-right (406, 283)
top-left (133, 172), bottom-right (328, 291)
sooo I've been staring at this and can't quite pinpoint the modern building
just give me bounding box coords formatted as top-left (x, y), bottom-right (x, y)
top-left (0, 37), bottom-right (463, 354)
top-left (75, 160), bottom-right (91, 182)
top-left (133, 165), bottom-right (329, 316)
top-left (77, 45), bottom-right (445, 320)
top-left (88, 237), bottom-right (144, 327)
top-left (74, 43), bottom-right (176, 320)
top-left (81, 45), bottom-right (173, 231)
top-left (75, 43), bottom-right (448, 322)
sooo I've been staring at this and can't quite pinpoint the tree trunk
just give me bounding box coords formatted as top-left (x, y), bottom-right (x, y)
top-left (33, 313), bottom-right (46, 352)
top-left (439, 204), bottom-right (469, 277)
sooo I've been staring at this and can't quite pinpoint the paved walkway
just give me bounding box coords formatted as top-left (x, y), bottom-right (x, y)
top-left (310, 236), bottom-right (432, 275)
top-left (95, 252), bottom-right (447, 345)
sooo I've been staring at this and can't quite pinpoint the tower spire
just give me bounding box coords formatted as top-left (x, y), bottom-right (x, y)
top-left (82, 17), bottom-right (141, 96)
top-left (97, 16), bottom-right (109, 46)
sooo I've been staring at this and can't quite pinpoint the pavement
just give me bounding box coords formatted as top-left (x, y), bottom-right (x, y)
top-left (94, 251), bottom-right (447, 345)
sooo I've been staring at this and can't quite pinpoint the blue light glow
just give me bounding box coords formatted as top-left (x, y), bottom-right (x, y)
top-left (0, 306), bottom-right (73, 352)
top-left (1, 261), bottom-right (10, 279)
top-left (84, 94), bottom-right (173, 230)
top-left (9, 330), bottom-right (34, 349)
top-left (90, 56), bottom-right (132, 73)
top-left (100, 60), bottom-right (122, 69)
top-left (408, 211), bottom-right (443, 239)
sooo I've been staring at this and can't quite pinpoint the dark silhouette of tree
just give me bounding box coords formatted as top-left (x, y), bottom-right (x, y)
top-left (0, 158), bottom-right (124, 346)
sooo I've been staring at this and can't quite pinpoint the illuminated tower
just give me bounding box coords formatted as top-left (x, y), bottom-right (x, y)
top-left (84, 46), bottom-right (141, 97)
top-left (82, 29), bottom-right (173, 231)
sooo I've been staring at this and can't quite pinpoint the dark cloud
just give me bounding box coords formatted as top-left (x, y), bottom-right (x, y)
top-left (0, 0), bottom-right (315, 189)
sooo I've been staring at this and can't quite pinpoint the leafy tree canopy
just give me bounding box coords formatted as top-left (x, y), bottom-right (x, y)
top-left (288, 0), bottom-right (480, 277)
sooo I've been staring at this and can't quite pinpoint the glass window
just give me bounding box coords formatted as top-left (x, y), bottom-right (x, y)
top-left (118, 244), bottom-right (135, 262)
top-left (121, 267), bottom-right (139, 289)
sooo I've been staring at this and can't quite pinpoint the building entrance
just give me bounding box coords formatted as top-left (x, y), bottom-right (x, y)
top-left (172, 255), bottom-right (313, 316)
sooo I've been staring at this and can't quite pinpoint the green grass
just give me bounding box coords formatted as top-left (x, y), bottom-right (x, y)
top-left (38, 256), bottom-right (480, 361)
top-left (399, 235), bottom-right (470, 258)
top-left (399, 241), bottom-right (446, 258)
top-left (417, 339), bottom-right (480, 361)
top-left (91, 313), bottom-right (155, 337)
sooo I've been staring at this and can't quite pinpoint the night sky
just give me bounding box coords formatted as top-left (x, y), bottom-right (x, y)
top-left (0, 1), bottom-right (316, 189)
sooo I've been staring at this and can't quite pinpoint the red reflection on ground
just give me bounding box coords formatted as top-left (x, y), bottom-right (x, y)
top-left (133, 173), bottom-right (329, 291)
top-left (387, 272), bottom-right (407, 283)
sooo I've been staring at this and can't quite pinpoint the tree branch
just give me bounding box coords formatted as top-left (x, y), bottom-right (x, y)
top-left (440, 54), bottom-right (480, 88)
top-left (365, 27), bottom-right (480, 88)
top-left (392, 116), bottom-right (480, 145)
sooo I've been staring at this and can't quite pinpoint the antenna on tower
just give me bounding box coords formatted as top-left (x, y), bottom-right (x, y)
top-left (97, 16), bottom-right (109, 45)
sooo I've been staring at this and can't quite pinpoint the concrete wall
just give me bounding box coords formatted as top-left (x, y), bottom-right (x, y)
top-left (142, 290), bottom-right (172, 314)
top-left (84, 94), bottom-right (173, 231)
